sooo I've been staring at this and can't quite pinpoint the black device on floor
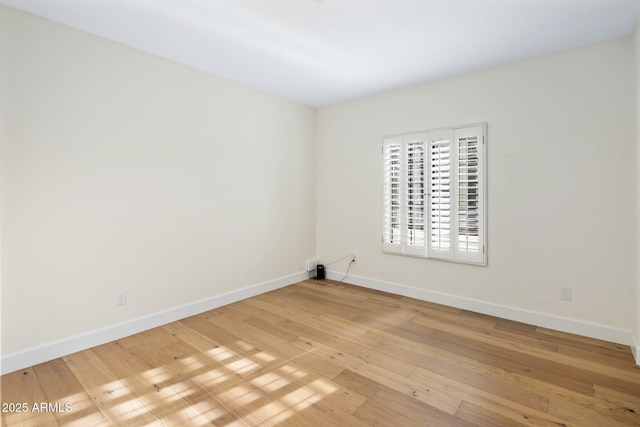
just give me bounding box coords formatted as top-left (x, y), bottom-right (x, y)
top-left (316, 264), bottom-right (325, 280)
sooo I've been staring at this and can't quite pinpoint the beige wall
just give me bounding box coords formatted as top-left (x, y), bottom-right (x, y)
top-left (0, 5), bottom-right (316, 355)
top-left (316, 36), bottom-right (635, 334)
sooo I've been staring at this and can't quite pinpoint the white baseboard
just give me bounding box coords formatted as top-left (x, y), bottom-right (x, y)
top-left (328, 271), bottom-right (635, 349)
top-left (1, 271), bottom-right (308, 375)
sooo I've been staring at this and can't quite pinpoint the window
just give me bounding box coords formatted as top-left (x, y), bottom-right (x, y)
top-left (382, 124), bottom-right (486, 265)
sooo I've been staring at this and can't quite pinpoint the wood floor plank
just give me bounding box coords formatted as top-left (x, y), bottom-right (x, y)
top-left (91, 340), bottom-right (154, 380)
top-left (244, 296), bottom-right (384, 350)
top-left (90, 339), bottom-right (230, 427)
top-left (374, 340), bottom-right (551, 412)
top-left (430, 329), bottom-right (640, 395)
top-left (172, 314), bottom-right (356, 394)
top-left (110, 333), bottom-right (245, 425)
top-left (408, 303), bottom-right (498, 332)
top-left (413, 310), bottom-right (639, 393)
top-left (180, 313), bottom-right (304, 379)
top-left (351, 399), bottom-right (424, 427)
top-left (261, 290), bottom-right (382, 322)
top-left (63, 349), bottom-right (163, 425)
top-left (187, 357), bottom-right (366, 427)
top-left (0, 368), bottom-right (59, 427)
top-left (260, 365), bottom-right (368, 416)
top-left (397, 293), bottom-right (465, 313)
top-left (548, 396), bottom-right (639, 427)
top-left (231, 299), bottom-right (294, 326)
top-left (356, 362), bottom-right (461, 414)
top-left (498, 322), bottom-right (635, 363)
top-left (362, 299), bottom-right (579, 399)
top-left (409, 367), bottom-right (572, 426)
top-left (239, 293), bottom-right (417, 379)
top-left (368, 322), bottom-right (568, 409)
top-left (426, 329), bottom-right (595, 395)
top-left (413, 313), bottom-right (542, 352)
top-left (455, 400), bottom-right (528, 427)
top-left (410, 356), bottom-right (640, 427)
top-left (294, 281), bottom-right (415, 319)
top-left (278, 317), bottom-right (417, 377)
top-left (168, 308), bottom-right (370, 421)
top-left (332, 369), bottom-right (475, 426)
top-left (2, 280), bottom-right (638, 426)
top-left (31, 358), bottom-right (106, 426)
top-left (536, 326), bottom-right (634, 351)
top-left (198, 310), bottom-right (326, 371)
top-left (352, 315), bottom-right (438, 342)
top-left (412, 311), bottom-right (558, 352)
top-left (557, 343), bottom-right (640, 368)
top-left (594, 384), bottom-right (640, 413)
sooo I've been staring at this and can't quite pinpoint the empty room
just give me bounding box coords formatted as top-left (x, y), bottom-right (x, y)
top-left (2, 0), bottom-right (640, 426)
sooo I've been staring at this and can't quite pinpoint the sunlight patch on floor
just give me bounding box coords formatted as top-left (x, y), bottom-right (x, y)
top-left (309, 378), bottom-right (339, 394)
top-left (243, 399), bottom-right (294, 426)
top-left (112, 397), bottom-right (149, 421)
top-left (5, 328), bottom-right (340, 425)
top-left (224, 357), bottom-right (260, 375)
top-left (140, 367), bottom-right (172, 383)
top-left (208, 346), bottom-right (236, 362)
top-left (279, 364), bottom-right (308, 380)
top-left (176, 400), bottom-right (228, 426)
top-left (250, 372), bottom-right (291, 392)
top-left (221, 384), bottom-right (263, 406)
top-left (236, 340), bottom-right (260, 352)
top-left (178, 355), bottom-right (205, 371)
top-left (98, 379), bottom-right (130, 398)
top-left (254, 351), bottom-right (276, 362)
top-left (281, 384), bottom-right (322, 410)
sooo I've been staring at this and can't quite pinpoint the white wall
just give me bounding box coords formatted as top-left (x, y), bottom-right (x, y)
top-left (316, 37), bottom-right (636, 338)
top-left (0, 6), bottom-right (316, 357)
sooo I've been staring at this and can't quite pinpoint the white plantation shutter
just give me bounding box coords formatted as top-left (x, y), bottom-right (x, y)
top-left (382, 123), bottom-right (486, 265)
top-left (454, 126), bottom-right (485, 264)
top-left (383, 137), bottom-right (403, 253)
top-left (382, 134), bottom-right (427, 256)
top-left (427, 130), bottom-right (454, 260)
top-left (404, 134), bottom-right (427, 256)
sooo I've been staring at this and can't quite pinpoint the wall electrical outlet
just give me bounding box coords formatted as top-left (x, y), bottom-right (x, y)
top-left (352, 254), bottom-right (357, 262)
top-left (117, 290), bottom-right (127, 305)
top-left (305, 258), bottom-right (318, 272)
top-left (560, 287), bottom-right (572, 301)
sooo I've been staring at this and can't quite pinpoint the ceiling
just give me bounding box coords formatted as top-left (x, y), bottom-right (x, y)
top-left (3, 0), bottom-right (640, 107)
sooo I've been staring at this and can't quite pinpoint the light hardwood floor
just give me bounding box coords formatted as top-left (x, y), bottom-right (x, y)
top-left (2, 279), bottom-right (640, 426)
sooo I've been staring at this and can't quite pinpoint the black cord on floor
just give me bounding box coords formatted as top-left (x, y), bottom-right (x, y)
top-left (339, 260), bottom-right (354, 282)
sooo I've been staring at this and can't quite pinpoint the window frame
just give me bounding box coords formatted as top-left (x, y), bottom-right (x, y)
top-left (382, 123), bottom-right (487, 266)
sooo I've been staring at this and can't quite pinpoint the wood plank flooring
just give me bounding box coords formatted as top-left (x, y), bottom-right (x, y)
top-left (2, 279), bottom-right (640, 426)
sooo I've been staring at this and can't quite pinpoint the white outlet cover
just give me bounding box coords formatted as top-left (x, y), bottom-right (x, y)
top-left (117, 290), bottom-right (127, 305)
top-left (560, 287), bottom-right (572, 301)
top-left (305, 258), bottom-right (318, 272)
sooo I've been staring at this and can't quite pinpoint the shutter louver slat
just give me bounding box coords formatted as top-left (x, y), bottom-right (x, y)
top-left (455, 131), bottom-right (482, 260)
top-left (430, 139), bottom-right (452, 253)
top-left (383, 143), bottom-right (402, 249)
top-left (406, 142), bottom-right (425, 248)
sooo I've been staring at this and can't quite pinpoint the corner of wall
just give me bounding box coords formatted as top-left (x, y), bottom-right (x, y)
top-left (632, 339), bottom-right (640, 365)
top-left (630, 331), bottom-right (640, 365)
top-left (634, 18), bottom-right (640, 367)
